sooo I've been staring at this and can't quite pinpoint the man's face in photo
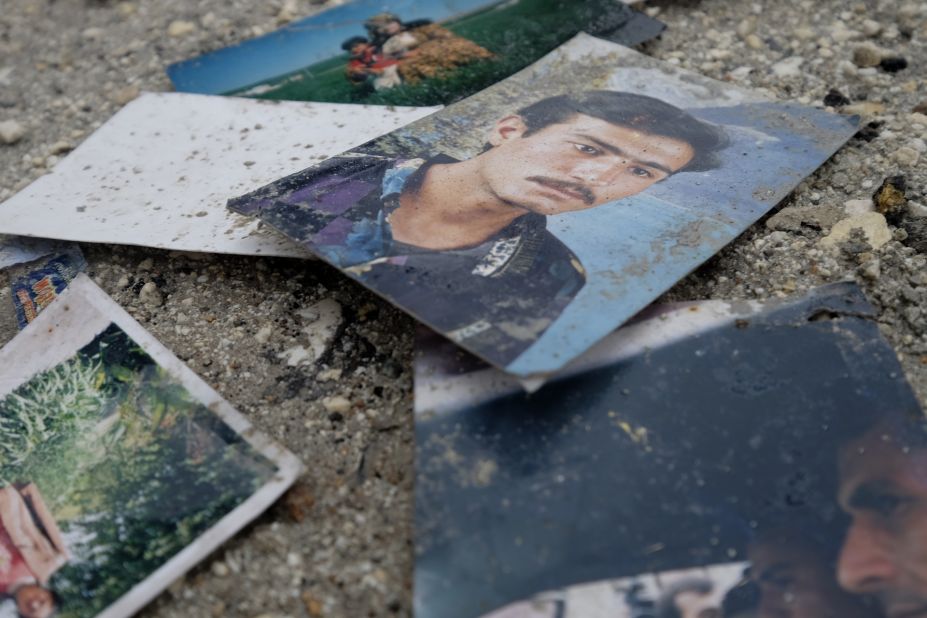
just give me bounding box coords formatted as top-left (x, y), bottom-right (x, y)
top-left (749, 537), bottom-right (878, 618)
top-left (837, 424), bottom-right (927, 617)
top-left (478, 113), bottom-right (695, 216)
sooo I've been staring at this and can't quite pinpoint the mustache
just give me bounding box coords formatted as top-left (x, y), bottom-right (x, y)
top-left (527, 176), bottom-right (595, 206)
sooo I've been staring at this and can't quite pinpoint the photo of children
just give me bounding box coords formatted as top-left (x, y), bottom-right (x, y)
top-left (413, 283), bottom-right (907, 618)
top-left (167, 0), bottom-right (660, 106)
top-left (342, 13), bottom-right (493, 93)
top-left (0, 276), bottom-right (300, 618)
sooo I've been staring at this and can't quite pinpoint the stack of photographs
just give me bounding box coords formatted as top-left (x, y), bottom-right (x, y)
top-left (2, 1), bottom-right (915, 616)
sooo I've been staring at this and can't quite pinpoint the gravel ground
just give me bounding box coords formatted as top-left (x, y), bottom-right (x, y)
top-left (1, 0), bottom-right (926, 616)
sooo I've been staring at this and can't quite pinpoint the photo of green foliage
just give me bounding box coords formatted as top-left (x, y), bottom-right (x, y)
top-left (0, 324), bottom-right (278, 618)
top-left (231, 0), bottom-right (629, 106)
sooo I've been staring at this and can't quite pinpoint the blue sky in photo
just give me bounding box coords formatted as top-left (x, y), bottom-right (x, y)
top-left (167, 0), bottom-right (499, 95)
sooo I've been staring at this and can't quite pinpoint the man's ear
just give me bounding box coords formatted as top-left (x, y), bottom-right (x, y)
top-left (488, 115), bottom-right (528, 147)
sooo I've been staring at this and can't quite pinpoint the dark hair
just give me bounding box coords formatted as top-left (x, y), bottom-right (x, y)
top-left (341, 36), bottom-right (368, 52)
top-left (656, 577), bottom-right (715, 618)
top-left (14, 584), bottom-right (60, 617)
top-left (721, 578), bottom-right (759, 616)
top-left (516, 91), bottom-right (728, 173)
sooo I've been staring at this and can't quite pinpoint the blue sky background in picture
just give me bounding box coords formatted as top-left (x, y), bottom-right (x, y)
top-left (167, 0), bottom-right (497, 95)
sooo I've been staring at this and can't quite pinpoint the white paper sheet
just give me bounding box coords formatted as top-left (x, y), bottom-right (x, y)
top-left (0, 92), bottom-right (438, 257)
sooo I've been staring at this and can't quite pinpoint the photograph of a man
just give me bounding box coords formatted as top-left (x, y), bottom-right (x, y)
top-left (230, 90), bottom-right (726, 365)
top-left (836, 416), bottom-right (927, 618)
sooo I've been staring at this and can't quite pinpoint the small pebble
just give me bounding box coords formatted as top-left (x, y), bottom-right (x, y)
top-left (167, 20), bottom-right (196, 37)
top-left (859, 257), bottom-right (881, 280)
top-left (851, 42), bottom-right (885, 67)
top-left (842, 102), bottom-right (886, 117)
top-left (854, 121), bottom-right (882, 142)
top-left (873, 176), bottom-right (908, 217)
top-left (823, 88), bottom-right (850, 107)
top-left (139, 281), bottom-right (163, 306)
top-left (893, 147), bottom-right (920, 167)
top-left (48, 140), bottom-right (72, 155)
top-left (110, 85), bottom-right (140, 105)
top-left (744, 34), bottom-right (764, 50)
top-left (117, 2), bottom-right (136, 16)
top-left (771, 56), bottom-right (804, 78)
top-left (908, 202), bottom-right (927, 219)
top-left (736, 16), bottom-right (757, 38)
top-left (211, 562), bottom-right (229, 577)
top-left (254, 325), bottom-right (272, 343)
top-left (322, 396), bottom-right (351, 415)
top-left (879, 56), bottom-right (908, 73)
top-left (81, 27), bottom-right (104, 41)
top-left (0, 120), bottom-right (26, 145)
top-left (861, 18), bottom-right (882, 37)
top-left (317, 368), bottom-right (343, 382)
top-left (820, 212), bottom-right (892, 251)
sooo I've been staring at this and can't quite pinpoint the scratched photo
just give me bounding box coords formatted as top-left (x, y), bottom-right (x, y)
top-left (228, 34), bottom-right (858, 378)
top-left (413, 283), bottom-right (919, 618)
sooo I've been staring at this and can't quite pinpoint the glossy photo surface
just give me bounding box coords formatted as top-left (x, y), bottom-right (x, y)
top-left (414, 283), bottom-right (916, 618)
top-left (229, 36), bottom-right (858, 377)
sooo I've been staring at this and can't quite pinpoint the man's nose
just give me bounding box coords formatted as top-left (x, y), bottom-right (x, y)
top-left (571, 159), bottom-right (626, 186)
top-left (837, 517), bottom-right (898, 594)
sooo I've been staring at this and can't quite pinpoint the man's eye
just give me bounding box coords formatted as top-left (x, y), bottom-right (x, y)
top-left (630, 167), bottom-right (653, 178)
top-left (868, 493), bottom-right (909, 518)
top-left (573, 143), bottom-right (600, 155)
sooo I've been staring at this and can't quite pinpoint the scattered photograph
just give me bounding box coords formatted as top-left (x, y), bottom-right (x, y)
top-left (9, 247), bottom-right (86, 329)
top-left (0, 93), bottom-right (437, 257)
top-left (229, 34), bottom-right (858, 377)
top-left (0, 275), bottom-right (301, 617)
top-left (414, 283), bottom-right (916, 618)
top-left (167, 0), bottom-right (662, 107)
top-left (484, 563), bottom-right (751, 618)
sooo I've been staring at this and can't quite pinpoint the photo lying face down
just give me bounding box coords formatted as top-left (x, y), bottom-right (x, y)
top-left (412, 283), bottom-right (922, 618)
top-left (230, 36), bottom-right (858, 377)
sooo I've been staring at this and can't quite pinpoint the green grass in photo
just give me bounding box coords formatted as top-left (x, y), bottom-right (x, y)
top-left (0, 324), bottom-right (277, 618)
top-left (229, 0), bottom-right (625, 106)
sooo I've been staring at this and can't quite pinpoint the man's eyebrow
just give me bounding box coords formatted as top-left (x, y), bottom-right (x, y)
top-left (844, 480), bottom-right (898, 510)
top-left (575, 134), bottom-right (675, 175)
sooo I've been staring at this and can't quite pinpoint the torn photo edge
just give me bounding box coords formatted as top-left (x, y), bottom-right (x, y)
top-left (412, 281), bottom-right (914, 618)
